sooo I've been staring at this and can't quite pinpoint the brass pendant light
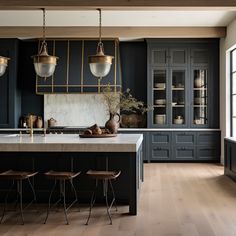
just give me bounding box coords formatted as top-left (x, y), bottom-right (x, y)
top-left (32, 8), bottom-right (58, 78)
top-left (0, 56), bottom-right (10, 77)
top-left (88, 9), bottom-right (114, 78)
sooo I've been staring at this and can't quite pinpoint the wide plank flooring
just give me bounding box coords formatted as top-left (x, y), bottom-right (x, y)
top-left (1, 163), bottom-right (236, 236)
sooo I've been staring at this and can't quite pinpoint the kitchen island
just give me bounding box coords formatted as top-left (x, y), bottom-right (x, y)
top-left (0, 133), bottom-right (143, 215)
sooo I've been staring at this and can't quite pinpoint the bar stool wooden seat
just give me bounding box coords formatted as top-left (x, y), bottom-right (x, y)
top-left (0, 170), bottom-right (38, 225)
top-left (86, 170), bottom-right (121, 225)
top-left (44, 170), bottom-right (81, 225)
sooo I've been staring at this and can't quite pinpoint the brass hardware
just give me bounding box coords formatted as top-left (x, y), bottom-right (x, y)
top-left (81, 40), bottom-right (84, 93)
top-left (0, 56), bottom-right (10, 65)
top-left (66, 40), bottom-right (70, 93)
top-left (29, 115), bottom-right (34, 137)
top-left (36, 38), bottom-right (120, 94)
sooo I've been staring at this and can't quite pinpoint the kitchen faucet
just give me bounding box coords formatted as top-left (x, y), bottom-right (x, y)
top-left (29, 115), bottom-right (34, 137)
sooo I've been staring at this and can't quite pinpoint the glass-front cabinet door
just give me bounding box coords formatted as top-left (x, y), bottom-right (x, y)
top-left (152, 68), bottom-right (168, 126)
top-left (191, 68), bottom-right (208, 127)
top-left (171, 68), bottom-right (187, 127)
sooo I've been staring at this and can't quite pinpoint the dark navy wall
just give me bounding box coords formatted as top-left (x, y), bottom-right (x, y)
top-left (0, 39), bottom-right (21, 128)
top-left (0, 40), bottom-right (148, 127)
top-left (19, 41), bottom-right (44, 118)
top-left (120, 41), bottom-right (147, 103)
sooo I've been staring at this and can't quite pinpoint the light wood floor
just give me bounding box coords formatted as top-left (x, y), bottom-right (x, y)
top-left (1, 163), bottom-right (236, 236)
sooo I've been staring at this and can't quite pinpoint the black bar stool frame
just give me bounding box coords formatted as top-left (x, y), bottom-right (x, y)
top-left (85, 169), bottom-right (121, 225)
top-left (44, 171), bottom-right (81, 225)
top-left (0, 170), bottom-right (38, 225)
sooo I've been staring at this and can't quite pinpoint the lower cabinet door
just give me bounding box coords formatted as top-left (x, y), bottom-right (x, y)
top-left (172, 146), bottom-right (196, 160)
top-left (172, 132), bottom-right (196, 146)
top-left (197, 146), bottom-right (219, 160)
top-left (150, 145), bottom-right (171, 160)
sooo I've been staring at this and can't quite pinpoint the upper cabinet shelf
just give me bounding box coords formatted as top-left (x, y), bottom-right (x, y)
top-left (36, 39), bottom-right (121, 94)
top-left (147, 39), bottom-right (219, 129)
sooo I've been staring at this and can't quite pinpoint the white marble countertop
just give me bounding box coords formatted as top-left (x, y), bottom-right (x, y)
top-left (119, 128), bottom-right (221, 131)
top-left (0, 133), bottom-right (143, 153)
top-left (225, 137), bottom-right (236, 143)
top-left (0, 128), bottom-right (221, 132)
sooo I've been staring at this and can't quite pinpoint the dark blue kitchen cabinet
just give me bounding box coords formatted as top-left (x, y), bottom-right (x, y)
top-left (149, 132), bottom-right (172, 146)
top-left (150, 145), bottom-right (171, 160)
top-left (147, 131), bottom-right (220, 161)
top-left (147, 39), bottom-right (219, 129)
top-left (0, 39), bottom-right (21, 128)
top-left (224, 139), bottom-right (236, 181)
top-left (172, 146), bottom-right (196, 160)
top-left (172, 132), bottom-right (196, 146)
top-left (118, 130), bottom-right (148, 162)
top-left (36, 39), bottom-right (121, 94)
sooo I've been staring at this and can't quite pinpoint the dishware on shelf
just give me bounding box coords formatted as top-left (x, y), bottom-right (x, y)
top-left (155, 99), bottom-right (166, 105)
top-left (194, 77), bottom-right (205, 88)
top-left (194, 119), bottom-right (204, 125)
top-left (174, 115), bottom-right (184, 124)
top-left (155, 114), bottom-right (166, 124)
top-left (194, 97), bottom-right (206, 105)
top-left (176, 83), bottom-right (184, 88)
top-left (172, 102), bottom-right (177, 106)
top-left (154, 83), bottom-right (165, 88)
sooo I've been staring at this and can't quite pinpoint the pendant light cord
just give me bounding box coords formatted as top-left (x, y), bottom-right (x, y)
top-left (98, 9), bottom-right (102, 45)
top-left (39, 8), bottom-right (48, 56)
top-left (43, 8), bottom-right (46, 43)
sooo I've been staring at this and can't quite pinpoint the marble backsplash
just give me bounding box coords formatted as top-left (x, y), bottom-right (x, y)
top-left (44, 94), bottom-right (109, 127)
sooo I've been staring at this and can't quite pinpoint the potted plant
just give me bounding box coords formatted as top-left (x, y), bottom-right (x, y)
top-left (102, 86), bottom-right (150, 129)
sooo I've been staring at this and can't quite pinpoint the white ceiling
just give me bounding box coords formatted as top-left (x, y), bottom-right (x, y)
top-left (0, 10), bottom-right (235, 27)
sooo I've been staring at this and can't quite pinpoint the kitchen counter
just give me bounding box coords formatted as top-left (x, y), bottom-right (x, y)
top-left (225, 137), bottom-right (236, 143)
top-left (0, 127), bottom-right (221, 132)
top-left (0, 133), bottom-right (143, 214)
top-left (0, 133), bottom-right (143, 153)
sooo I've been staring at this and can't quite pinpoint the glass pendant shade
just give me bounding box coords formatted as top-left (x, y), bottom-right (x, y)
top-left (32, 8), bottom-right (58, 78)
top-left (32, 43), bottom-right (58, 78)
top-left (88, 43), bottom-right (113, 77)
top-left (88, 9), bottom-right (114, 78)
top-left (0, 56), bottom-right (10, 77)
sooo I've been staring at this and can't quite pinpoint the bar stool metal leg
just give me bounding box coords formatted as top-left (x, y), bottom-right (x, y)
top-left (17, 179), bottom-right (24, 225)
top-left (69, 179), bottom-right (79, 212)
top-left (27, 178), bottom-right (37, 202)
top-left (60, 179), bottom-right (69, 225)
top-left (109, 179), bottom-right (117, 211)
top-left (85, 179), bottom-right (98, 225)
top-left (0, 180), bottom-right (15, 224)
top-left (104, 179), bottom-right (112, 225)
top-left (44, 179), bottom-right (57, 224)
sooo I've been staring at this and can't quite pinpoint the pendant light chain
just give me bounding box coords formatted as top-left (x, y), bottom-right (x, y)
top-left (40, 8), bottom-right (48, 56)
top-left (99, 9), bottom-right (102, 44)
top-left (43, 8), bottom-right (46, 43)
top-left (98, 8), bottom-right (103, 48)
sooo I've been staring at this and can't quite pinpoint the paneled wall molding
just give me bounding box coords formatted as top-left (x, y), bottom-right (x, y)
top-left (0, 27), bottom-right (226, 39)
top-left (0, 0), bottom-right (236, 10)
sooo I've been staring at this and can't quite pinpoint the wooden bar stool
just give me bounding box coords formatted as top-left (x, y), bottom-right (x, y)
top-left (44, 170), bottom-right (81, 225)
top-left (85, 170), bottom-right (121, 225)
top-left (0, 170), bottom-right (38, 225)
